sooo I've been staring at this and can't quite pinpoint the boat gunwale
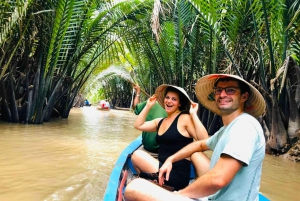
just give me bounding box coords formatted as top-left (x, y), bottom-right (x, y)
top-left (103, 135), bottom-right (142, 201)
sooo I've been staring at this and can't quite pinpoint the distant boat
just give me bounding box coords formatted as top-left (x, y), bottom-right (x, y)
top-left (96, 106), bottom-right (110, 111)
top-left (103, 135), bottom-right (270, 201)
top-left (84, 100), bottom-right (91, 106)
top-left (114, 106), bottom-right (130, 111)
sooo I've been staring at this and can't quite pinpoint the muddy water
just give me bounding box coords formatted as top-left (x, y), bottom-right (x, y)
top-left (0, 107), bottom-right (299, 201)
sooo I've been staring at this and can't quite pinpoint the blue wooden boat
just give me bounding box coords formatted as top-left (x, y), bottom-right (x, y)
top-left (103, 135), bottom-right (270, 201)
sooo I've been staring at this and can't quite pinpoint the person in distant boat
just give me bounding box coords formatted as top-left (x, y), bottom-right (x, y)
top-left (98, 100), bottom-right (109, 109)
top-left (98, 100), bottom-right (106, 108)
top-left (105, 100), bottom-right (110, 109)
top-left (125, 74), bottom-right (266, 201)
top-left (132, 84), bottom-right (167, 153)
top-left (84, 99), bottom-right (91, 106)
top-left (130, 84), bottom-right (209, 191)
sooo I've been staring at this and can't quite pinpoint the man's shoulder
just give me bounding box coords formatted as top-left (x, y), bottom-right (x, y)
top-left (227, 113), bottom-right (264, 140)
top-left (234, 113), bottom-right (261, 126)
top-left (135, 101), bottom-right (165, 115)
top-left (134, 101), bottom-right (147, 115)
top-left (151, 102), bottom-right (164, 110)
top-left (136, 101), bottom-right (147, 108)
top-left (148, 102), bottom-right (166, 118)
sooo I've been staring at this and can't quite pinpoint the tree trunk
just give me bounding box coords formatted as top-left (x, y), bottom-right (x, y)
top-left (286, 78), bottom-right (300, 145)
top-left (42, 79), bottom-right (63, 121)
top-left (26, 85), bottom-right (34, 123)
top-left (0, 79), bottom-right (12, 121)
top-left (268, 88), bottom-right (288, 153)
top-left (8, 72), bottom-right (19, 122)
top-left (291, 60), bottom-right (300, 109)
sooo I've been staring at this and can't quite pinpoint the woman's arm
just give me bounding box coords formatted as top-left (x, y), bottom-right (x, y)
top-left (185, 101), bottom-right (208, 140)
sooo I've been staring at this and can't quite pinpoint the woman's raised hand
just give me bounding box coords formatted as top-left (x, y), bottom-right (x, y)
top-left (146, 94), bottom-right (157, 108)
top-left (189, 101), bottom-right (198, 115)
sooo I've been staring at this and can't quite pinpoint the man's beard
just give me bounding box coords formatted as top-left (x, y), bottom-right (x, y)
top-left (217, 98), bottom-right (239, 115)
top-left (218, 106), bottom-right (237, 115)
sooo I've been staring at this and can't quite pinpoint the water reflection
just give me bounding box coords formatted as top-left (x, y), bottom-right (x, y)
top-left (0, 107), bottom-right (299, 201)
top-left (261, 154), bottom-right (300, 201)
top-left (0, 107), bottom-right (140, 201)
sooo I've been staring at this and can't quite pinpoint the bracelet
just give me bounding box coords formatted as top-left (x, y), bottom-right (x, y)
top-left (136, 94), bottom-right (140, 97)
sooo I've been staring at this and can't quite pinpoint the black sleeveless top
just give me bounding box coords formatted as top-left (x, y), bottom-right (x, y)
top-left (156, 112), bottom-right (193, 162)
top-left (155, 112), bottom-right (193, 190)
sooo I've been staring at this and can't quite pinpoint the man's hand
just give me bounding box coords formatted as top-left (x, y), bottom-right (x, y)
top-left (132, 84), bottom-right (142, 109)
top-left (158, 158), bottom-right (173, 186)
top-left (133, 84), bottom-right (141, 94)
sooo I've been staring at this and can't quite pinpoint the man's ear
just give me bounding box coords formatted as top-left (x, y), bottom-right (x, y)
top-left (241, 92), bottom-right (249, 102)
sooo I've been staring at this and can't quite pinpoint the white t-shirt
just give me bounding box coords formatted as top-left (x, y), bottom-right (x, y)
top-left (206, 113), bottom-right (265, 201)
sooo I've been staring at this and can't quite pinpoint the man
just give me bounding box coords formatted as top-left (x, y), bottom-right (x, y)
top-left (125, 74), bottom-right (266, 201)
top-left (132, 84), bottom-right (167, 153)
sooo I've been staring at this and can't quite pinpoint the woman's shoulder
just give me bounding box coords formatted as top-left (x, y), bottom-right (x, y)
top-left (153, 117), bottom-right (165, 125)
top-left (178, 112), bottom-right (192, 121)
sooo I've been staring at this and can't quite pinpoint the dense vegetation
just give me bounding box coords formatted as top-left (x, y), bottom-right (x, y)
top-left (0, 0), bottom-right (299, 159)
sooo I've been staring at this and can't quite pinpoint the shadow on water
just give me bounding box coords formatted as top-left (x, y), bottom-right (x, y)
top-left (0, 106), bottom-right (299, 201)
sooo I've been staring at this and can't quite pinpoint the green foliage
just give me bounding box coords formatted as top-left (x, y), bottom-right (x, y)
top-left (0, 0), bottom-right (299, 157)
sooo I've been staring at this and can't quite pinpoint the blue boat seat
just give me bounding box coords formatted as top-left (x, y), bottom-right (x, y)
top-left (127, 156), bottom-right (137, 175)
top-left (190, 163), bottom-right (196, 179)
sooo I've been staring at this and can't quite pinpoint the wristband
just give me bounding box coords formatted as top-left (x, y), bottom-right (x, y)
top-left (136, 94), bottom-right (140, 97)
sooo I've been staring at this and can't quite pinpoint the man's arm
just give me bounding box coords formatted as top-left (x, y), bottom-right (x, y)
top-left (178, 154), bottom-right (244, 198)
top-left (158, 140), bottom-right (209, 185)
top-left (132, 84), bottom-right (141, 109)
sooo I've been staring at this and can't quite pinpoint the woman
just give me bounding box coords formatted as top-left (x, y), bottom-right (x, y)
top-left (131, 84), bottom-right (208, 191)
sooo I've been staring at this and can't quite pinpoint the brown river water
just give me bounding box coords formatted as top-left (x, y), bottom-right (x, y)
top-left (0, 106), bottom-right (299, 201)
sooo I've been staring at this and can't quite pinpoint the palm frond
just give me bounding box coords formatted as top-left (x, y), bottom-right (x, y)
top-left (0, 0), bottom-right (33, 46)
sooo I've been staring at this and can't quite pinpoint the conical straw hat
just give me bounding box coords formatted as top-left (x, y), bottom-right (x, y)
top-left (155, 84), bottom-right (191, 111)
top-left (195, 74), bottom-right (266, 118)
